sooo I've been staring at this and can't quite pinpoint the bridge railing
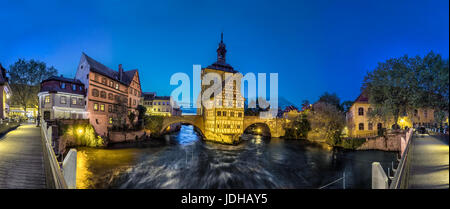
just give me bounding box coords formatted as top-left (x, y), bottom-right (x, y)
top-left (389, 128), bottom-right (413, 189)
top-left (40, 120), bottom-right (68, 189)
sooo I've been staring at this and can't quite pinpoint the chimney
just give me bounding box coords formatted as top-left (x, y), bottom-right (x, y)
top-left (118, 64), bottom-right (123, 81)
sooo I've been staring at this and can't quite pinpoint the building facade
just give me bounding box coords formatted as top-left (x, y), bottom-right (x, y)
top-left (199, 33), bottom-right (245, 144)
top-left (38, 76), bottom-right (87, 121)
top-left (346, 90), bottom-right (436, 137)
top-left (0, 63), bottom-right (11, 119)
top-left (75, 53), bottom-right (142, 136)
top-left (142, 92), bottom-right (179, 116)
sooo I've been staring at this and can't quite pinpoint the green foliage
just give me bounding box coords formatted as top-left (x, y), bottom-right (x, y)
top-left (307, 102), bottom-right (345, 146)
top-left (136, 105), bottom-right (147, 129)
top-left (363, 51), bottom-right (449, 125)
top-left (8, 59), bottom-right (58, 111)
top-left (284, 113), bottom-right (311, 139)
top-left (144, 115), bottom-right (165, 137)
top-left (60, 123), bottom-right (104, 147)
top-left (318, 92), bottom-right (343, 111)
top-left (336, 138), bottom-right (366, 149)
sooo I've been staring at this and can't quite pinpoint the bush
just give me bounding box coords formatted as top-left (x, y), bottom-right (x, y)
top-left (59, 123), bottom-right (104, 147)
top-left (284, 113), bottom-right (311, 139)
top-left (144, 115), bottom-right (165, 137)
top-left (337, 138), bottom-right (366, 149)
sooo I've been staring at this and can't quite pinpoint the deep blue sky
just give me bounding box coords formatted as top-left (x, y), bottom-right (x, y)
top-left (1, 0), bottom-right (448, 105)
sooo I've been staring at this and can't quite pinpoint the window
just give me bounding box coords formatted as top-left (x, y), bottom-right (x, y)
top-left (359, 123), bottom-right (364, 130)
top-left (92, 89), bottom-right (99, 97)
top-left (368, 108), bottom-right (373, 114)
top-left (72, 98), bottom-right (77, 105)
top-left (223, 111), bottom-right (227, 116)
top-left (133, 99), bottom-right (136, 105)
top-left (100, 104), bottom-right (105, 112)
top-left (100, 91), bottom-right (106, 98)
top-left (158, 102), bottom-right (161, 105)
top-left (60, 96), bottom-right (66, 104)
top-left (109, 117), bottom-right (113, 124)
top-left (78, 98), bottom-right (83, 105)
top-left (61, 83), bottom-right (66, 89)
top-left (102, 77), bottom-right (107, 84)
top-left (45, 96), bottom-right (50, 103)
top-left (414, 109), bottom-right (418, 117)
top-left (377, 123), bottom-right (382, 130)
top-left (358, 107), bottom-right (364, 116)
top-left (230, 112), bottom-right (234, 117)
top-left (108, 93), bottom-right (113, 100)
top-left (217, 111), bottom-right (221, 116)
top-left (72, 84), bottom-right (76, 91)
top-left (115, 83), bottom-right (119, 89)
top-left (238, 112), bottom-right (242, 117)
top-left (79, 86), bottom-right (83, 91)
top-left (110, 81), bottom-right (113, 87)
top-left (108, 105), bottom-right (112, 112)
top-left (368, 123), bottom-right (373, 130)
top-left (154, 102), bottom-right (157, 105)
top-left (94, 103), bottom-right (99, 111)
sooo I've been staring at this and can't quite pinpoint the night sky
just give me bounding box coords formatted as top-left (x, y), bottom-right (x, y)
top-left (1, 0), bottom-right (448, 106)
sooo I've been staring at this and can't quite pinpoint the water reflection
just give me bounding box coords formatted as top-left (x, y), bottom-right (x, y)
top-left (77, 125), bottom-right (397, 189)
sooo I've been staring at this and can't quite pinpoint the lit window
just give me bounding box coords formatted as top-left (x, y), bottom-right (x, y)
top-left (78, 98), bottom-right (83, 105)
top-left (60, 96), bottom-right (66, 104)
top-left (115, 83), bottom-right (119, 89)
top-left (109, 117), bottom-right (113, 124)
top-left (358, 107), bottom-right (364, 116)
top-left (100, 104), bottom-right (105, 112)
top-left (359, 123), bottom-right (364, 130)
top-left (45, 96), bottom-right (50, 103)
top-left (94, 103), bottom-right (98, 111)
top-left (72, 98), bottom-right (77, 105)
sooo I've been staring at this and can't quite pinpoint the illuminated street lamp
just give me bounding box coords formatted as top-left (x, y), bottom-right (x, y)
top-left (77, 128), bottom-right (84, 136)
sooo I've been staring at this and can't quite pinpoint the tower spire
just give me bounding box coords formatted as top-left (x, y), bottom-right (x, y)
top-left (217, 32), bottom-right (227, 63)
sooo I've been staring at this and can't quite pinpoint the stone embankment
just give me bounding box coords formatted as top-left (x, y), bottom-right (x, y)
top-left (356, 132), bottom-right (404, 151)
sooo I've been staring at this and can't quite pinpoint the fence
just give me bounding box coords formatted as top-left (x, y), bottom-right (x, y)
top-left (371, 129), bottom-right (413, 189)
top-left (41, 120), bottom-right (68, 189)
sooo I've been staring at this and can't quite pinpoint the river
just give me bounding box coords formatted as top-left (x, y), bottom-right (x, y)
top-left (76, 125), bottom-right (397, 189)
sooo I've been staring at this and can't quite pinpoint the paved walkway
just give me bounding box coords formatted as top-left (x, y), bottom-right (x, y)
top-left (407, 134), bottom-right (449, 189)
top-left (0, 124), bottom-right (46, 189)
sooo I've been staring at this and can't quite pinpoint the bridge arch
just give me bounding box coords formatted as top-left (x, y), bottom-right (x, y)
top-left (243, 122), bottom-right (272, 137)
top-left (160, 116), bottom-right (205, 138)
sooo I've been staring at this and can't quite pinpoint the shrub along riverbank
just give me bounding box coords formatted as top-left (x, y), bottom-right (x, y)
top-left (0, 122), bottom-right (20, 137)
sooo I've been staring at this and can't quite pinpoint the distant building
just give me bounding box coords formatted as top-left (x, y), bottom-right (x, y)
top-left (142, 92), bottom-right (180, 116)
top-left (346, 90), bottom-right (435, 137)
top-left (75, 53), bottom-right (142, 136)
top-left (37, 75), bottom-right (87, 121)
top-left (0, 63), bottom-right (11, 119)
top-left (281, 105), bottom-right (302, 120)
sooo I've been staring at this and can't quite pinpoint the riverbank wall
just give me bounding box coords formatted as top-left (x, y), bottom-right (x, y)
top-left (356, 132), bottom-right (404, 151)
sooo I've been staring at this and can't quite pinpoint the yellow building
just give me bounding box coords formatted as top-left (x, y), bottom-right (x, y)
top-left (0, 63), bottom-right (11, 119)
top-left (198, 33), bottom-right (245, 144)
top-left (346, 91), bottom-right (435, 137)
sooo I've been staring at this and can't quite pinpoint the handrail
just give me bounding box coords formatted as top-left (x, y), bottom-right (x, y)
top-left (40, 120), bottom-right (68, 189)
top-left (389, 129), bottom-right (413, 189)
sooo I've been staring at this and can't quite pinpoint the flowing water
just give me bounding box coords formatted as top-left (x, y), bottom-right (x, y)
top-left (76, 125), bottom-right (397, 189)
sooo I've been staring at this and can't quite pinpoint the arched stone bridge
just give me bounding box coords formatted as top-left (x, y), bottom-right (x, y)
top-left (161, 115), bottom-right (286, 139)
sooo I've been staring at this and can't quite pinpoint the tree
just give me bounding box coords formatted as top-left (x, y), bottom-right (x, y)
top-left (301, 100), bottom-right (311, 111)
top-left (144, 115), bottom-right (165, 137)
top-left (341, 100), bottom-right (353, 113)
top-left (284, 113), bottom-right (311, 139)
top-left (128, 111), bottom-right (136, 128)
top-left (318, 92), bottom-right (343, 111)
top-left (112, 96), bottom-right (129, 131)
top-left (137, 105), bottom-right (147, 129)
top-left (362, 51), bottom-right (449, 128)
top-left (307, 102), bottom-right (345, 146)
top-left (8, 59), bottom-right (57, 112)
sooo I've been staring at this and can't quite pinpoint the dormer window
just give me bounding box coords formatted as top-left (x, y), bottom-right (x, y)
top-left (72, 84), bottom-right (76, 91)
top-left (61, 82), bottom-right (66, 89)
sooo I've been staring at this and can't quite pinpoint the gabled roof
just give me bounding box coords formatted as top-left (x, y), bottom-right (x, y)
top-left (42, 75), bottom-right (84, 85)
top-left (354, 89), bottom-right (369, 103)
top-left (82, 53), bottom-right (138, 86)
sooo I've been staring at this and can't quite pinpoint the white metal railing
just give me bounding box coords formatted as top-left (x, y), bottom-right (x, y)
top-left (389, 129), bottom-right (414, 189)
top-left (40, 120), bottom-right (68, 189)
